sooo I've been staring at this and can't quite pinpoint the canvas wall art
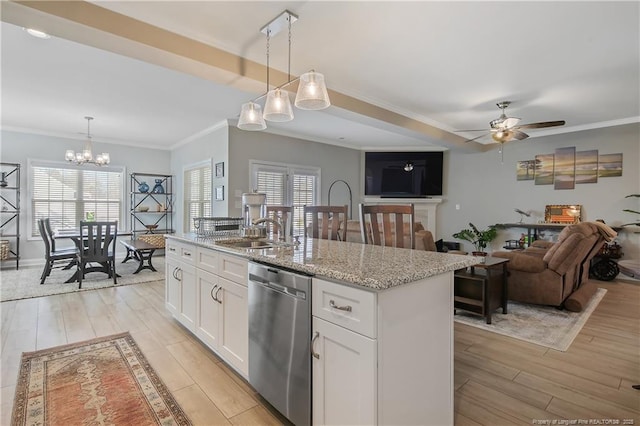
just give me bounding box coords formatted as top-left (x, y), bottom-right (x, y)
top-left (517, 160), bottom-right (535, 181)
top-left (534, 154), bottom-right (555, 185)
top-left (554, 147), bottom-right (576, 190)
top-left (575, 150), bottom-right (598, 184)
top-left (598, 153), bottom-right (623, 177)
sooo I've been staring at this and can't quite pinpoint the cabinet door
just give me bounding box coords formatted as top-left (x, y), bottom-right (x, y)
top-left (312, 317), bottom-right (377, 426)
top-left (165, 257), bottom-right (181, 316)
top-left (178, 263), bottom-right (197, 331)
top-left (218, 276), bottom-right (249, 376)
top-left (196, 269), bottom-right (221, 350)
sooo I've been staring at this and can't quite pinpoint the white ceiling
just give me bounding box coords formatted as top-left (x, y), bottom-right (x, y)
top-left (1, 1), bottom-right (639, 152)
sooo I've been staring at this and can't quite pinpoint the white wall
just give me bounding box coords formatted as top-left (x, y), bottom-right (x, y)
top-left (227, 127), bottom-right (361, 219)
top-left (1, 130), bottom-right (171, 265)
top-left (442, 123), bottom-right (640, 259)
top-left (170, 123), bottom-right (228, 233)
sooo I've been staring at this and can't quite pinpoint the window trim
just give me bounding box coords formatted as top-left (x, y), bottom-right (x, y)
top-left (249, 159), bottom-right (322, 205)
top-left (27, 158), bottom-right (126, 241)
top-left (183, 159), bottom-right (213, 233)
top-left (249, 159), bottom-right (321, 236)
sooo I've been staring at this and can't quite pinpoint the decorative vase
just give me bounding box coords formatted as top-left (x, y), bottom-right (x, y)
top-left (152, 179), bottom-right (165, 194)
top-left (138, 181), bottom-right (149, 193)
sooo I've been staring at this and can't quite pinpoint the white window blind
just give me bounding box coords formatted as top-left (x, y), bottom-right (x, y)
top-left (184, 162), bottom-right (212, 233)
top-left (30, 162), bottom-right (124, 237)
top-left (251, 161), bottom-right (320, 236)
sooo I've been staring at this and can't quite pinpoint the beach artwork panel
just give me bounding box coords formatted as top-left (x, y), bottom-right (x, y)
top-left (534, 154), bottom-right (554, 185)
top-left (554, 147), bottom-right (576, 190)
top-left (517, 160), bottom-right (535, 181)
top-left (598, 153), bottom-right (623, 177)
top-left (575, 150), bottom-right (598, 184)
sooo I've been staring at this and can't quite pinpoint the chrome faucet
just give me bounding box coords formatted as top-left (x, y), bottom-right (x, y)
top-left (253, 217), bottom-right (286, 242)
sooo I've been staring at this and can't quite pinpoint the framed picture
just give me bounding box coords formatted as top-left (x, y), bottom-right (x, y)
top-left (215, 162), bottom-right (224, 178)
top-left (215, 185), bottom-right (224, 201)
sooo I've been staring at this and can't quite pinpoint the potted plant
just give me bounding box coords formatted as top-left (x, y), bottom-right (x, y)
top-left (453, 223), bottom-right (498, 256)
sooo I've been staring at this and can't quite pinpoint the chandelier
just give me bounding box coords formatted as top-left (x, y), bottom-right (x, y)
top-left (65, 116), bottom-right (110, 166)
top-left (237, 10), bottom-right (330, 131)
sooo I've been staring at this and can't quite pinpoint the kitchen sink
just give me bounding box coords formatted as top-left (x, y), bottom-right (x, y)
top-left (216, 239), bottom-right (274, 249)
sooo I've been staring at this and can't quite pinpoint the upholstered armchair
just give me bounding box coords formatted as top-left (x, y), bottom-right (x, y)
top-left (492, 222), bottom-right (610, 307)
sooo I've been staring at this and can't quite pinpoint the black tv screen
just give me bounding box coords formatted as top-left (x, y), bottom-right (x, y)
top-left (364, 151), bottom-right (443, 197)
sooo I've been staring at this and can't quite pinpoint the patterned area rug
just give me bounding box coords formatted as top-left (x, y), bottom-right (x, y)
top-left (11, 332), bottom-right (191, 426)
top-left (454, 288), bottom-right (607, 351)
top-left (0, 259), bottom-right (165, 302)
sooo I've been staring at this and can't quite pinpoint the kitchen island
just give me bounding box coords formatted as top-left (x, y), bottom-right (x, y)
top-left (165, 234), bottom-right (477, 426)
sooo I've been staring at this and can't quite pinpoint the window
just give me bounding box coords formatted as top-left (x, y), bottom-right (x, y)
top-left (184, 160), bottom-right (212, 233)
top-left (29, 160), bottom-right (124, 237)
top-left (251, 161), bottom-right (320, 236)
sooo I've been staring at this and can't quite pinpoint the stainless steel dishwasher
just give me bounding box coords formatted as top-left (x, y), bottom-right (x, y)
top-left (248, 262), bottom-right (312, 426)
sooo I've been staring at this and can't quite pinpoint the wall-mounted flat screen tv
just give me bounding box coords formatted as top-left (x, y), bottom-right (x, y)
top-left (364, 151), bottom-right (444, 197)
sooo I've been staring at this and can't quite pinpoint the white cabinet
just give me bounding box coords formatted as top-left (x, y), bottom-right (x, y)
top-left (165, 240), bottom-right (196, 331)
top-left (312, 316), bottom-right (376, 426)
top-left (166, 242), bottom-right (249, 378)
top-left (196, 269), bottom-right (221, 349)
top-left (312, 274), bottom-right (454, 426)
top-left (216, 276), bottom-right (248, 375)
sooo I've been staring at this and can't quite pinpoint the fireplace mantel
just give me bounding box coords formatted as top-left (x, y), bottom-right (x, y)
top-left (362, 197), bottom-right (442, 236)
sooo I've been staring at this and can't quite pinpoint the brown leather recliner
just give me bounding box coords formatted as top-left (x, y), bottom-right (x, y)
top-left (493, 222), bottom-right (608, 307)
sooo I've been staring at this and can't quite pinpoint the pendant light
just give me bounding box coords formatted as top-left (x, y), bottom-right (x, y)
top-left (295, 71), bottom-right (330, 110)
top-left (237, 10), bottom-right (330, 131)
top-left (263, 17), bottom-right (294, 123)
top-left (237, 102), bottom-right (266, 130)
top-left (65, 116), bottom-right (110, 166)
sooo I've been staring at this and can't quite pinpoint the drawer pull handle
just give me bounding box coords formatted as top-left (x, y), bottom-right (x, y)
top-left (311, 332), bottom-right (320, 359)
top-left (183, 251), bottom-right (192, 257)
top-left (329, 300), bottom-right (352, 312)
top-left (215, 286), bottom-right (222, 304)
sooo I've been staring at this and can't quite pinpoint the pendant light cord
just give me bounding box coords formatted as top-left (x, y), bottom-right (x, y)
top-left (287, 14), bottom-right (292, 82)
top-left (266, 29), bottom-right (271, 92)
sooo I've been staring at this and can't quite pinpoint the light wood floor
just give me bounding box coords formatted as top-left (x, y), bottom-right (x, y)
top-left (1, 278), bottom-right (638, 425)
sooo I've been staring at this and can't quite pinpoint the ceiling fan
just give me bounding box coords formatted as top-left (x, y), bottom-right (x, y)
top-left (457, 101), bottom-right (566, 144)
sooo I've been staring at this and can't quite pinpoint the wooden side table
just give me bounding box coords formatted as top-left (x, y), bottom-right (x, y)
top-left (454, 257), bottom-right (509, 324)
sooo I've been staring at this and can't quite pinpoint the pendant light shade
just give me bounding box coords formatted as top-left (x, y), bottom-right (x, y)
top-left (237, 102), bottom-right (267, 131)
top-left (295, 71), bottom-right (330, 110)
top-left (263, 88), bottom-right (294, 122)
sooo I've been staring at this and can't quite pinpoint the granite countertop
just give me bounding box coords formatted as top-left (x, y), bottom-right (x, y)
top-left (166, 234), bottom-right (477, 290)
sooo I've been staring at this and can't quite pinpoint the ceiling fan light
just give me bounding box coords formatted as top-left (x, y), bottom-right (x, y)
top-left (237, 102), bottom-right (267, 131)
top-left (492, 130), bottom-right (512, 143)
top-left (264, 88), bottom-right (294, 122)
top-left (295, 71), bottom-right (330, 110)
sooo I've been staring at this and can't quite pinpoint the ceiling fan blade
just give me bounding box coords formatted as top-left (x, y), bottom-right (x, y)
top-left (454, 129), bottom-right (487, 132)
top-left (517, 120), bottom-right (566, 130)
top-left (512, 130), bottom-right (529, 140)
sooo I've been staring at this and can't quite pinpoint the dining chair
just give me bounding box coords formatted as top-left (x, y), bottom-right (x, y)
top-left (359, 203), bottom-right (415, 249)
top-left (266, 205), bottom-right (294, 241)
top-left (38, 218), bottom-right (79, 284)
top-left (78, 221), bottom-right (118, 288)
top-left (304, 205), bottom-right (348, 241)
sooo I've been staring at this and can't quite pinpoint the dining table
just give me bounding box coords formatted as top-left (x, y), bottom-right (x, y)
top-left (54, 228), bottom-right (132, 283)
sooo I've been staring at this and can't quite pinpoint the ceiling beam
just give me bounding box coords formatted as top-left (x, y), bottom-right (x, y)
top-left (3, 0), bottom-right (483, 152)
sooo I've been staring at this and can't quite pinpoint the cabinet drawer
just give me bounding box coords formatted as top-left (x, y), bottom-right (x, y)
top-left (312, 278), bottom-right (376, 338)
top-left (166, 239), bottom-right (195, 264)
top-left (196, 247), bottom-right (218, 274)
top-left (165, 239), bottom-right (181, 258)
top-left (217, 253), bottom-right (248, 286)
